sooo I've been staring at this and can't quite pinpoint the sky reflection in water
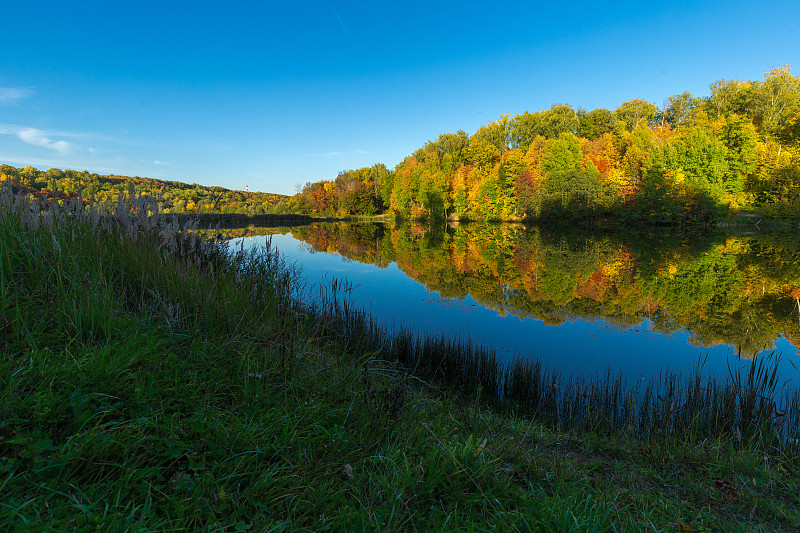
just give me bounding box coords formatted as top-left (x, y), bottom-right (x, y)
top-left (233, 231), bottom-right (800, 386)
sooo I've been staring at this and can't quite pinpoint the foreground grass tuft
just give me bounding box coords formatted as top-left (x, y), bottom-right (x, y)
top-left (1, 186), bottom-right (799, 531)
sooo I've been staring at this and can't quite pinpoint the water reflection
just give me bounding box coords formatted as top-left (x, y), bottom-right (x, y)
top-left (228, 222), bottom-right (800, 382)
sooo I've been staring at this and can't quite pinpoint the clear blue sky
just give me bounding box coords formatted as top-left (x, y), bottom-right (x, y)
top-left (2, 0), bottom-right (799, 195)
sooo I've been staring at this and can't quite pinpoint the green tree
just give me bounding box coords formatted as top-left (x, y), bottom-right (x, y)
top-left (510, 104), bottom-right (579, 150)
top-left (619, 125), bottom-right (660, 188)
top-left (20, 165), bottom-right (39, 187)
top-left (537, 163), bottom-right (616, 222)
top-left (663, 91), bottom-right (700, 130)
top-left (472, 115), bottom-right (512, 156)
top-left (539, 104), bottom-right (579, 139)
top-left (705, 79), bottom-right (757, 121)
top-left (510, 111), bottom-right (543, 151)
top-left (342, 185), bottom-right (377, 215)
top-left (541, 133), bottom-right (582, 175)
top-left (778, 110), bottom-right (800, 147)
top-left (368, 164), bottom-right (389, 210)
top-left (435, 131), bottom-right (470, 171)
top-left (747, 142), bottom-right (800, 212)
top-left (671, 125), bottom-right (733, 202)
top-left (753, 65), bottom-right (800, 138)
top-left (615, 99), bottom-right (659, 131)
top-left (466, 136), bottom-right (501, 171)
top-left (718, 114), bottom-right (759, 206)
top-left (577, 108), bottom-right (615, 139)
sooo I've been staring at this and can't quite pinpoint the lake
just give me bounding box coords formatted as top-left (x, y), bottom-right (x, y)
top-left (229, 222), bottom-right (800, 386)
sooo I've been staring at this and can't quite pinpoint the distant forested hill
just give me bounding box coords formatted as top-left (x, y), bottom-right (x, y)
top-left (0, 165), bottom-right (287, 215)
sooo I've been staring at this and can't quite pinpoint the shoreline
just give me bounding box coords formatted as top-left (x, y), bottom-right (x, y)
top-left (2, 187), bottom-right (799, 531)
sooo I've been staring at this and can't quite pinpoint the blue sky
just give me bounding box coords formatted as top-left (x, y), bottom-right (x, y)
top-left (1, 1), bottom-right (799, 195)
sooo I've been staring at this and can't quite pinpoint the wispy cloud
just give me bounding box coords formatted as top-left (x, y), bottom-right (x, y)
top-left (0, 87), bottom-right (33, 105)
top-left (15, 128), bottom-right (72, 153)
top-left (0, 124), bottom-right (80, 153)
top-left (0, 124), bottom-right (186, 181)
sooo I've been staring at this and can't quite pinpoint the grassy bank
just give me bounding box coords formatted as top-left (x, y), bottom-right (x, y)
top-left (1, 188), bottom-right (799, 531)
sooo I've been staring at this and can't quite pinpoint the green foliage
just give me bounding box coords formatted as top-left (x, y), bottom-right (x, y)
top-left (472, 114), bottom-right (512, 155)
top-left (0, 164), bottom-right (287, 215)
top-left (619, 124), bottom-right (659, 187)
top-left (576, 107), bottom-right (616, 139)
top-left (615, 98), bottom-right (660, 131)
top-left (466, 136), bottom-right (501, 169)
top-left (541, 132), bottom-right (583, 175)
top-left (706, 78), bottom-right (758, 120)
top-left (747, 142), bottom-right (800, 215)
top-left (537, 164), bottom-right (620, 222)
top-left (663, 91), bottom-right (700, 129)
top-left (754, 65), bottom-right (800, 137)
top-left (10, 66), bottom-right (800, 226)
top-left (671, 125), bottom-right (734, 201)
top-left (435, 130), bottom-right (470, 167)
top-left (342, 185), bottom-right (377, 215)
top-left (2, 189), bottom-right (799, 531)
top-left (288, 222), bottom-right (800, 362)
top-left (719, 114), bottom-right (759, 183)
top-left (706, 65), bottom-right (800, 140)
top-left (285, 65), bottom-right (799, 223)
top-left (538, 103), bottom-right (580, 139)
top-left (510, 104), bottom-right (579, 151)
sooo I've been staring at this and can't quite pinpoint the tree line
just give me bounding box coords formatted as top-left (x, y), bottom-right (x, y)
top-left (4, 65), bottom-right (798, 225)
top-left (280, 66), bottom-right (800, 225)
top-left (0, 165), bottom-right (286, 215)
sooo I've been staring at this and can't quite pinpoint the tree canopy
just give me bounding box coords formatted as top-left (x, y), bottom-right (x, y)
top-left (276, 65), bottom-right (800, 225)
top-left (0, 165), bottom-right (287, 215)
top-left (6, 65), bottom-right (800, 225)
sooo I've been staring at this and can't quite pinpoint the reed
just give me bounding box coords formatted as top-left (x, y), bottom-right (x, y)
top-left (302, 264), bottom-right (800, 458)
top-left (4, 184), bottom-right (798, 453)
top-left (2, 183), bottom-right (799, 531)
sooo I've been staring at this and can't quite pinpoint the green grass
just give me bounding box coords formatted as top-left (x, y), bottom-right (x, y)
top-left (1, 186), bottom-right (799, 531)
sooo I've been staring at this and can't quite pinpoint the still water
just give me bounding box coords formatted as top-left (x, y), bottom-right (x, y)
top-left (231, 222), bottom-right (800, 384)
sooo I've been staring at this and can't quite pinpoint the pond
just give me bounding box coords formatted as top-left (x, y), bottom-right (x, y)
top-left (229, 222), bottom-right (800, 386)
